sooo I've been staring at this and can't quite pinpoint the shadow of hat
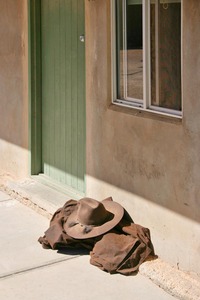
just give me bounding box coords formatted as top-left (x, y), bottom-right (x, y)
top-left (64, 197), bottom-right (124, 239)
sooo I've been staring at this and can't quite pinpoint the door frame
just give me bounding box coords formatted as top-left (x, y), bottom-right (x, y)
top-left (28, 0), bottom-right (42, 175)
top-left (28, 0), bottom-right (86, 194)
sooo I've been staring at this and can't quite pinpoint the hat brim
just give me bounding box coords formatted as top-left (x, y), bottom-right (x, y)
top-left (64, 198), bottom-right (124, 239)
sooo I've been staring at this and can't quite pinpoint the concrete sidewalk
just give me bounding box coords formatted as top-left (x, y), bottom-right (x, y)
top-left (0, 190), bottom-right (177, 300)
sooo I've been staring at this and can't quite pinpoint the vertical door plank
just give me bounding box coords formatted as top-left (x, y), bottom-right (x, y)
top-left (54, 0), bottom-right (61, 181)
top-left (65, 0), bottom-right (72, 187)
top-left (77, 0), bottom-right (85, 192)
top-left (59, 0), bottom-right (67, 184)
top-left (42, 0), bottom-right (53, 178)
top-left (71, 0), bottom-right (78, 190)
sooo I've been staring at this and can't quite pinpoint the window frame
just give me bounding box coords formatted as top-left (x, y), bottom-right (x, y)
top-left (111, 0), bottom-right (183, 119)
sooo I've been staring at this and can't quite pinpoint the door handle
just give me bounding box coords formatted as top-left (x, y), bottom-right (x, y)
top-left (79, 35), bottom-right (85, 43)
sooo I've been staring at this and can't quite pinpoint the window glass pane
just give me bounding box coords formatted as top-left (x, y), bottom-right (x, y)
top-left (127, 1), bottom-right (143, 99)
top-left (116, 0), bottom-right (143, 101)
top-left (116, 0), bottom-right (124, 99)
top-left (150, 1), bottom-right (182, 111)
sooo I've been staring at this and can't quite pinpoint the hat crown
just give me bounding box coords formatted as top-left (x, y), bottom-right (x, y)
top-left (64, 197), bottom-right (124, 239)
top-left (77, 198), bottom-right (111, 226)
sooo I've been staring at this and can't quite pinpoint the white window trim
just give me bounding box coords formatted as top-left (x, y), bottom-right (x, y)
top-left (111, 0), bottom-right (183, 119)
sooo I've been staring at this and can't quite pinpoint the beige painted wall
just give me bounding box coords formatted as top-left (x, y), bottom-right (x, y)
top-left (85, 0), bottom-right (200, 274)
top-left (0, 0), bottom-right (29, 180)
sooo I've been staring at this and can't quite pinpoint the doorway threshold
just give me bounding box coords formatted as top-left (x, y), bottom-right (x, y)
top-left (33, 174), bottom-right (84, 200)
top-left (6, 176), bottom-right (83, 216)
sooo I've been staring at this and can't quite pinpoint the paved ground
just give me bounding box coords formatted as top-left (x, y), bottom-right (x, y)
top-left (0, 190), bottom-right (178, 300)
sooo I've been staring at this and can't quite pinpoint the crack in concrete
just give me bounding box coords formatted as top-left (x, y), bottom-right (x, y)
top-left (0, 198), bottom-right (13, 203)
top-left (0, 255), bottom-right (82, 280)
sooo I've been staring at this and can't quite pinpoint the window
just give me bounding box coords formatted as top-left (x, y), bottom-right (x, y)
top-left (112, 0), bottom-right (182, 117)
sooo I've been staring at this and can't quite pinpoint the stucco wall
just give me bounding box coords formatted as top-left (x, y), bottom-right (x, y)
top-left (0, 0), bottom-right (29, 180)
top-left (85, 0), bottom-right (200, 274)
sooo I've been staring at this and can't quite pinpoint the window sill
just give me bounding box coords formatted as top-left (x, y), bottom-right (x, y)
top-left (108, 102), bottom-right (182, 125)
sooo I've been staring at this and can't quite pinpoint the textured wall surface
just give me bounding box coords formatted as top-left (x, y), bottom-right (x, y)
top-left (0, 0), bottom-right (29, 179)
top-left (85, 0), bottom-right (200, 274)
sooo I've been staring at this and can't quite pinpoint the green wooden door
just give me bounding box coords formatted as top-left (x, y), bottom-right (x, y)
top-left (41, 0), bottom-right (85, 193)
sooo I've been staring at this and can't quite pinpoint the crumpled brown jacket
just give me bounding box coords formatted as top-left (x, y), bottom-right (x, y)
top-left (38, 199), bottom-right (154, 275)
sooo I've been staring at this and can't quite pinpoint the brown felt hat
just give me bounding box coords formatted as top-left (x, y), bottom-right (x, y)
top-left (64, 197), bottom-right (124, 239)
